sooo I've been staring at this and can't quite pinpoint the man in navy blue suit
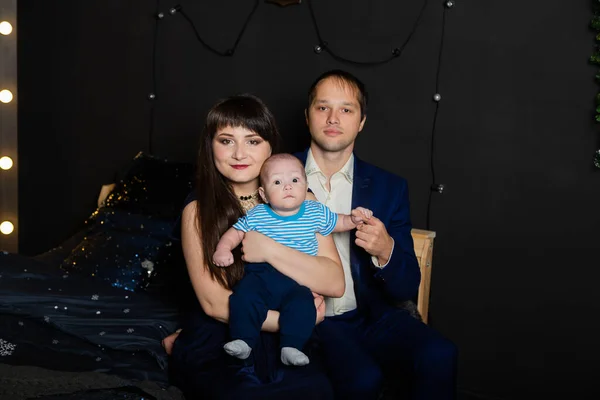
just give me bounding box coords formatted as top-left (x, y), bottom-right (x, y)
top-left (295, 70), bottom-right (457, 400)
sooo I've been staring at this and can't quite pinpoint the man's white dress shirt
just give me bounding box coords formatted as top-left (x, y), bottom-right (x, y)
top-left (305, 150), bottom-right (394, 316)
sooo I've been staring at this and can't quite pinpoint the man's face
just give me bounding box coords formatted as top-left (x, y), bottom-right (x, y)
top-left (305, 77), bottom-right (366, 153)
top-left (259, 158), bottom-right (308, 213)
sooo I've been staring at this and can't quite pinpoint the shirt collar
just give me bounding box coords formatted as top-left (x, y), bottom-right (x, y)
top-left (305, 149), bottom-right (354, 184)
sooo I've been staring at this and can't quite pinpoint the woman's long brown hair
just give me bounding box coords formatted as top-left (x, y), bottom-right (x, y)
top-left (195, 94), bottom-right (281, 289)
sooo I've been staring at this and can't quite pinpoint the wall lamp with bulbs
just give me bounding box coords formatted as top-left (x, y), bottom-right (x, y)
top-left (0, 0), bottom-right (18, 253)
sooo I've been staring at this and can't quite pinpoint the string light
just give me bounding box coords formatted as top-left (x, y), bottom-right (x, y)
top-left (0, 156), bottom-right (13, 170)
top-left (425, 1), bottom-right (453, 230)
top-left (173, 2), bottom-right (259, 57)
top-left (170, 0), bottom-right (425, 64)
top-left (307, 0), bottom-right (429, 65)
top-left (0, 221), bottom-right (14, 235)
top-left (0, 89), bottom-right (13, 103)
top-left (0, 21), bottom-right (12, 35)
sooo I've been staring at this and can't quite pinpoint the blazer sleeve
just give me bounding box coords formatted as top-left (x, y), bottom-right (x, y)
top-left (372, 178), bottom-right (421, 303)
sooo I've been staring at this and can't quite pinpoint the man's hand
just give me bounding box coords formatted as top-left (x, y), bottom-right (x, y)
top-left (350, 207), bottom-right (373, 226)
top-left (313, 292), bottom-right (326, 325)
top-left (240, 230), bottom-right (275, 263)
top-left (355, 216), bottom-right (394, 265)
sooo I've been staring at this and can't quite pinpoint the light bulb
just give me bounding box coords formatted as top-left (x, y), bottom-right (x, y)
top-left (0, 21), bottom-right (12, 35)
top-left (0, 89), bottom-right (13, 103)
top-left (0, 221), bottom-right (14, 235)
top-left (0, 156), bottom-right (13, 170)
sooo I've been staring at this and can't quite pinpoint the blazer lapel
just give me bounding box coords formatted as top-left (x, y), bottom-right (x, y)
top-left (350, 156), bottom-right (372, 300)
top-left (351, 156), bottom-right (371, 210)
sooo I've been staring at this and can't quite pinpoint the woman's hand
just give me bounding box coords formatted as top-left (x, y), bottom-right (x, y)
top-left (313, 292), bottom-right (326, 325)
top-left (241, 231), bottom-right (277, 263)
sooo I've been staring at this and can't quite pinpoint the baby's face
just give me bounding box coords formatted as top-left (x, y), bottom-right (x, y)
top-left (260, 159), bottom-right (307, 213)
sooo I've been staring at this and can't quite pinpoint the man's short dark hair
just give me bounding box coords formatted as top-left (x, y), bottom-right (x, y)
top-left (307, 69), bottom-right (368, 120)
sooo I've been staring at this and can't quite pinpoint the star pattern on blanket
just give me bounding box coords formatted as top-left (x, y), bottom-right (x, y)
top-left (1, 251), bottom-right (180, 386)
top-left (141, 259), bottom-right (154, 274)
top-left (0, 338), bottom-right (17, 356)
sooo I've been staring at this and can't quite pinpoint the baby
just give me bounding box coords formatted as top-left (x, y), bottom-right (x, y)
top-left (213, 153), bottom-right (372, 366)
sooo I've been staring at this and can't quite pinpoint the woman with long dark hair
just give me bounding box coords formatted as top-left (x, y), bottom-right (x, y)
top-left (168, 94), bottom-right (344, 399)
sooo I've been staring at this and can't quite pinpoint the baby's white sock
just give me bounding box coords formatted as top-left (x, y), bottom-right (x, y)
top-left (223, 339), bottom-right (252, 359)
top-left (281, 347), bottom-right (309, 366)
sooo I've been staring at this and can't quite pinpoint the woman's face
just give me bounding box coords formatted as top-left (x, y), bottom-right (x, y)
top-left (212, 125), bottom-right (272, 190)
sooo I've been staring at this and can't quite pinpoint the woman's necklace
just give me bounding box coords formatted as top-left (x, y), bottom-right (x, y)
top-left (239, 190), bottom-right (260, 212)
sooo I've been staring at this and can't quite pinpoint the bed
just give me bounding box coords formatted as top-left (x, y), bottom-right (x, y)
top-left (0, 152), bottom-right (195, 400)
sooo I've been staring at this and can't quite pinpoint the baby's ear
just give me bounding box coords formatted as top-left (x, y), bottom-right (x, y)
top-left (258, 187), bottom-right (268, 204)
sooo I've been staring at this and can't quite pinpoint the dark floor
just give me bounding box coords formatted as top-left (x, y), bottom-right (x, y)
top-left (458, 389), bottom-right (504, 400)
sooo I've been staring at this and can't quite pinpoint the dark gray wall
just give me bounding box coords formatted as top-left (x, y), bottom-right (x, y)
top-left (17, 1), bottom-right (600, 398)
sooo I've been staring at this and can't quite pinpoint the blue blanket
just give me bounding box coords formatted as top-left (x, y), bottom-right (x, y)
top-left (0, 252), bottom-right (179, 385)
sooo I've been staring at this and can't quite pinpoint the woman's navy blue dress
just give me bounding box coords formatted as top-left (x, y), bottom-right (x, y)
top-left (168, 192), bottom-right (334, 399)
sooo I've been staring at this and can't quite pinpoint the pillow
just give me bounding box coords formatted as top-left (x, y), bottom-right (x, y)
top-left (103, 151), bottom-right (194, 218)
top-left (59, 152), bottom-right (195, 294)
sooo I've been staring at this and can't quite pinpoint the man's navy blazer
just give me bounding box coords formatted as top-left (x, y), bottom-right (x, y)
top-left (295, 149), bottom-right (421, 321)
